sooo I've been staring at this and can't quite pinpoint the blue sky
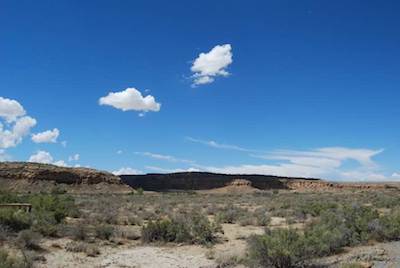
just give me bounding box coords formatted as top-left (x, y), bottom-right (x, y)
top-left (1, 1), bottom-right (399, 181)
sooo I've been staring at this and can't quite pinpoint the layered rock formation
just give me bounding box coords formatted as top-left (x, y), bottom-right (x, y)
top-left (121, 172), bottom-right (395, 192)
top-left (120, 172), bottom-right (321, 191)
top-left (0, 162), bottom-right (131, 193)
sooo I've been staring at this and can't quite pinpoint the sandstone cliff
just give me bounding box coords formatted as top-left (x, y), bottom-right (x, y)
top-left (120, 172), bottom-right (322, 191)
top-left (0, 162), bottom-right (131, 193)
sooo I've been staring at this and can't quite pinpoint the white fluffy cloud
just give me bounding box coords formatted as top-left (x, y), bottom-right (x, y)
top-left (0, 97), bottom-right (26, 122)
top-left (99, 88), bottom-right (161, 113)
top-left (0, 97), bottom-right (39, 149)
top-left (28, 150), bottom-right (54, 164)
top-left (0, 116), bottom-right (37, 149)
top-left (31, 128), bottom-right (60, 143)
top-left (28, 150), bottom-right (67, 167)
top-left (191, 44), bottom-right (233, 86)
top-left (112, 167), bottom-right (142, 176)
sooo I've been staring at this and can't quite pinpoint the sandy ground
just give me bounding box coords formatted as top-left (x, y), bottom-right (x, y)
top-left (36, 222), bottom-right (400, 268)
top-left (37, 224), bottom-right (264, 268)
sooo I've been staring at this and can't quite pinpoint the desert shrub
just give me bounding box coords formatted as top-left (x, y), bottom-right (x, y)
top-left (0, 248), bottom-right (28, 268)
top-left (189, 213), bottom-right (222, 245)
top-left (0, 209), bottom-right (31, 231)
top-left (71, 224), bottom-right (89, 241)
top-left (0, 193), bottom-right (78, 236)
top-left (380, 208), bottom-right (400, 240)
top-left (253, 208), bottom-right (271, 226)
top-left (303, 220), bottom-right (349, 257)
top-left (31, 212), bottom-right (58, 237)
top-left (302, 205), bottom-right (383, 257)
top-left (95, 225), bottom-right (114, 240)
top-left (141, 219), bottom-right (175, 243)
top-left (141, 212), bottom-right (222, 245)
top-left (372, 194), bottom-right (400, 209)
top-left (342, 204), bottom-right (380, 245)
top-left (215, 205), bottom-right (248, 224)
top-left (247, 229), bottom-right (304, 268)
top-left (299, 201), bottom-right (338, 217)
top-left (29, 194), bottom-right (77, 223)
top-left (246, 204), bottom-right (398, 266)
top-left (16, 230), bottom-right (42, 250)
top-left (136, 188), bottom-right (144, 195)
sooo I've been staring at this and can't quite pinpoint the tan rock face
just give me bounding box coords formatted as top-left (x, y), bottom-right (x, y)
top-left (0, 162), bottom-right (132, 193)
top-left (227, 179), bottom-right (252, 187)
top-left (0, 162), bottom-right (121, 185)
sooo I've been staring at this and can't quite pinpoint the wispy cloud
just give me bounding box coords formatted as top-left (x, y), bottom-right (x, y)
top-left (200, 147), bottom-right (388, 181)
top-left (185, 137), bottom-right (257, 153)
top-left (146, 166), bottom-right (200, 173)
top-left (135, 151), bottom-right (194, 164)
top-left (186, 137), bottom-right (391, 181)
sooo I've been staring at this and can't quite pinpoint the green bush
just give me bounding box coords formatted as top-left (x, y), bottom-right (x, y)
top-left (29, 194), bottom-right (77, 223)
top-left (0, 209), bottom-right (31, 231)
top-left (247, 229), bottom-right (304, 268)
top-left (136, 188), bottom-right (144, 195)
top-left (247, 202), bottom-right (400, 266)
top-left (0, 193), bottom-right (78, 236)
top-left (342, 204), bottom-right (380, 245)
top-left (299, 201), bottom-right (338, 217)
top-left (141, 212), bottom-right (222, 245)
top-left (380, 208), bottom-right (400, 240)
top-left (253, 208), bottom-right (271, 226)
top-left (95, 225), bottom-right (114, 240)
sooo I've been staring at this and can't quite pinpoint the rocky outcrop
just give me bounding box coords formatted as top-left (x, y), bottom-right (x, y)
top-left (120, 172), bottom-right (395, 192)
top-left (120, 172), bottom-right (321, 191)
top-left (0, 162), bottom-right (131, 193)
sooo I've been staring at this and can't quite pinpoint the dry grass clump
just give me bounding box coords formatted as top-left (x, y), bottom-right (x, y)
top-left (65, 241), bottom-right (100, 257)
